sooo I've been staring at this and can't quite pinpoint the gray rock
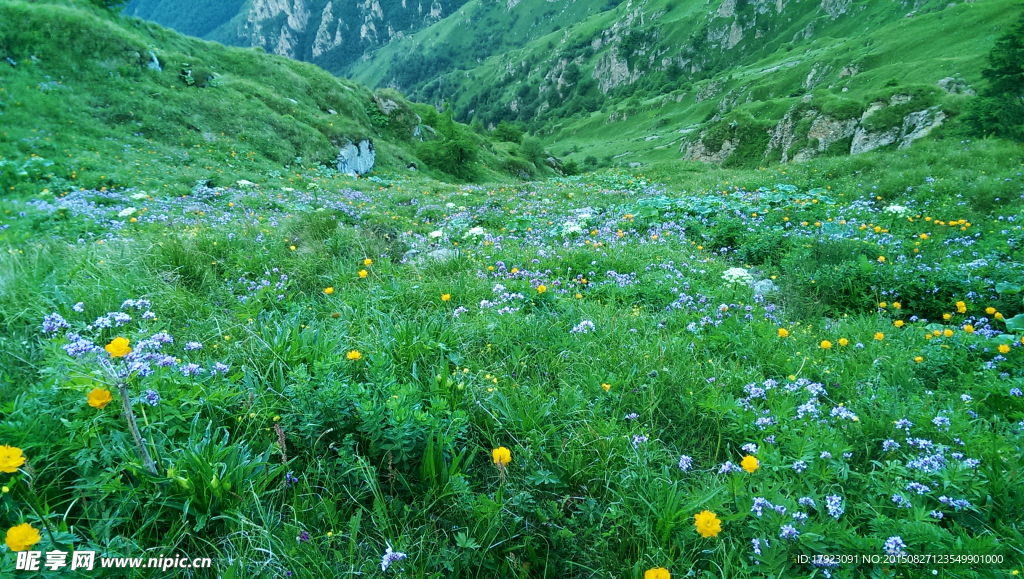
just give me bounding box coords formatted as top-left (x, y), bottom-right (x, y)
top-left (336, 139), bottom-right (375, 176)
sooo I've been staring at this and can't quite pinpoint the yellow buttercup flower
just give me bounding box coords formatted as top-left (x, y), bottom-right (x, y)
top-left (874, 332), bottom-right (885, 341)
top-left (323, 287), bottom-right (334, 295)
top-left (441, 293), bottom-right (451, 302)
top-left (894, 320), bottom-right (904, 328)
top-left (914, 356), bottom-right (924, 363)
top-left (998, 344), bottom-right (1010, 354)
top-left (363, 258), bottom-right (373, 266)
top-left (820, 340), bottom-right (832, 350)
top-left (645, 568), bottom-right (671, 579)
top-left (602, 383), bottom-right (611, 392)
top-left (87, 388), bottom-right (113, 409)
top-left (4, 523), bottom-right (41, 552)
top-left (943, 329), bottom-right (954, 337)
top-left (985, 307), bottom-right (996, 315)
top-left (492, 446), bottom-right (511, 467)
top-left (346, 350), bottom-right (362, 361)
top-left (777, 328), bottom-right (789, 338)
top-left (694, 510), bottom-right (722, 538)
top-left (105, 336), bottom-right (131, 358)
top-left (741, 455), bottom-right (759, 473)
top-left (838, 338), bottom-right (849, 347)
top-left (0, 445), bottom-right (26, 473)
top-left (358, 269), bottom-right (368, 279)
top-left (963, 324), bottom-right (975, 334)
top-left (536, 285), bottom-right (547, 294)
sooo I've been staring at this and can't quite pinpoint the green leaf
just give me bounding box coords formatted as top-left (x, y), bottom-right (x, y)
top-left (1004, 314), bottom-right (1024, 333)
top-left (995, 282), bottom-right (1021, 295)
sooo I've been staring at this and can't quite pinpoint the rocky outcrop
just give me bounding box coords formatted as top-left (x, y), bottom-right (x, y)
top-left (684, 138), bottom-right (736, 164)
top-left (937, 76), bottom-right (975, 95)
top-left (337, 140), bottom-right (375, 176)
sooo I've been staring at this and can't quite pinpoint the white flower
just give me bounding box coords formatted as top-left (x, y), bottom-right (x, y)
top-left (130, 192), bottom-right (149, 200)
top-left (429, 230), bottom-right (444, 238)
top-left (236, 179), bottom-right (256, 188)
top-left (118, 207), bottom-right (137, 218)
top-left (464, 227), bottom-right (485, 238)
top-left (884, 205), bottom-right (908, 216)
top-left (380, 546), bottom-right (407, 571)
top-left (722, 267), bottom-right (753, 285)
top-left (562, 221), bottom-right (583, 234)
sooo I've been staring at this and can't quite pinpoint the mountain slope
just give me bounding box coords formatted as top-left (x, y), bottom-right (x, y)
top-left (121, 0), bottom-right (1019, 170)
top-left (0, 0), bottom-right (524, 196)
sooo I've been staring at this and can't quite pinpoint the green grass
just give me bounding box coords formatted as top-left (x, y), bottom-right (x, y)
top-left (2, 1), bottom-right (1024, 578)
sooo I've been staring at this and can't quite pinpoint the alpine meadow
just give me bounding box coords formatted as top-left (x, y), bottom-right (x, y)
top-left (2, 0), bottom-right (1024, 577)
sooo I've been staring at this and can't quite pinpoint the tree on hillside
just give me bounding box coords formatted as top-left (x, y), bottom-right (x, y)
top-left (964, 10), bottom-right (1024, 141)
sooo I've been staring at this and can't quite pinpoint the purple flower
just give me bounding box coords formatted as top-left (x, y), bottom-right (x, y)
top-left (72, 302), bottom-right (85, 313)
top-left (678, 454), bottom-right (693, 472)
top-left (905, 482), bottom-right (930, 495)
top-left (212, 362), bottom-right (230, 375)
top-left (719, 461), bottom-right (739, 474)
top-left (792, 460), bottom-right (807, 473)
top-left (930, 510), bottom-right (944, 519)
top-left (184, 341), bottom-right (203, 351)
top-left (825, 495), bottom-right (844, 519)
top-left (798, 497), bottom-right (816, 509)
top-left (932, 416), bottom-right (950, 431)
top-left (631, 434), bottom-right (649, 449)
top-left (180, 363), bottom-right (203, 377)
top-left (883, 536), bottom-right (907, 557)
top-left (380, 546), bottom-right (407, 572)
top-left (819, 451), bottom-right (832, 460)
top-left (751, 497), bottom-right (773, 517)
top-left (63, 333), bottom-right (100, 357)
top-left (792, 511), bottom-right (808, 524)
top-left (298, 531), bottom-right (310, 544)
top-left (285, 471), bottom-right (299, 488)
top-left (570, 320), bottom-right (596, 334)
top-left (1011, 388), bottom-right (1023, 397)
top-left (779, 525), bottom-right (800, 540)
top-left (141, 389), bottom-right (160, 407)
top-left (883, 439), bottom-right (901, 452)
top-left (751, 538), bottom-right (764, 556)
top-left (624, 412), bottom-right (639, 420)
top-left (42, 312), bottom-right (70, 334)
top-left (741, 443), bottom-right (758, 454)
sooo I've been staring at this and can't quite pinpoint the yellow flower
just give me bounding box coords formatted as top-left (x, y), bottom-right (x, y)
top-left (363, 258), bottom-right (373, 266)
top-left (694, 510), bottom-right (722, 538)
top-left (893, 302), bottom-right (902, 309)
top-left (346, 350), bottom-right (362, 361)
top-left (956, 301), bottom-right (966, 309)
top-left (914, 356), bottom-right (924, 363)
top-left (943, 313), bottom-right (952, 320)
top-left (602, 383), bottom-right (611, 392)
top-left (820, 340), bottom-right (832, 350)
top-left (492, 446), bottom-right (511, 467)
top-left (358, 269), bottom-right (368, 279)
top-left (289, 245), bottom-right (296, 251)
top-left (943, 329), bottom-right (954, 338)
top-left (740, 455), bottom-right (759, 473)
top-left (985, 307), bottom-right (996, 315)
top-left (874, 332), bottom-right (884, 341)
top-left (879, 302), bottom-right (887, 308)
top-left (838, 338), bottom-right (849, 347)
top-left (645, 568), bottom-right (671, 579)
top-left (0, 445), bottom-right (26, 473)
top-left (995, 312), bottom-right (1004, 320)
top-left (537, 285), bottom-right (547, 294)
top-left (324, 287), bottom-right (334, 295)
top-left (777, 328), bottom-right (789, 338)
top-left (1, 486), bottom-right (8, 493)
top-left (105, 337), bottom-right (131, 358)
top-left (963, 324), bottom-right (975, 334)
top-left (4, 523), bottom-right (41, 552)
top-left (998, 344), bottom-right (1010, 354)
top-left (87, 388), bottom-right (113, 409)
top-left (878, 256), bottom-right (886, 263)
top-left (894, 320), bottom-right (904, 328)
top-left (441, 293), bottom-right (451, 302)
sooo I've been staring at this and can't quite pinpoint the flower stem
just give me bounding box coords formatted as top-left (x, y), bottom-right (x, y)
top-left (118, 381), bottom-right (158, 476)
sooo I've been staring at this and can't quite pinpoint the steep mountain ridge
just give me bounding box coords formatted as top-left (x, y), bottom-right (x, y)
top-left (122, 0), bottom-right (1017, 168)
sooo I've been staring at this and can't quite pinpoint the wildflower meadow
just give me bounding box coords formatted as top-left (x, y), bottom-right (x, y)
top-left (1, 136), bottom-right (1023, 578)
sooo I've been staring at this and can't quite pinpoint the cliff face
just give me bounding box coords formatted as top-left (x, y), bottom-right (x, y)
top-left (124, 0), bottom-right (470, 73)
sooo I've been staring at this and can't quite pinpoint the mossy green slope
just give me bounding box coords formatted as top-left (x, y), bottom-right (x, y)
top-left (0, 0), bottom-right (519, 196)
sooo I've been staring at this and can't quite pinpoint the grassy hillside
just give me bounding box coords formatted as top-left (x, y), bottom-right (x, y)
top-left (0, 0), bottom-right (531, 197)
top-left (350, 0), bottom-right (1019, 167)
